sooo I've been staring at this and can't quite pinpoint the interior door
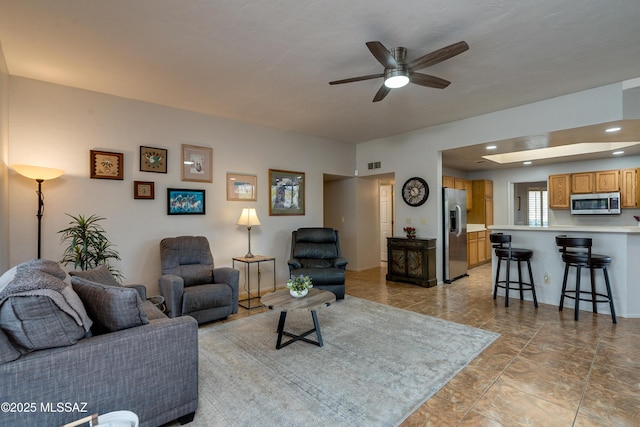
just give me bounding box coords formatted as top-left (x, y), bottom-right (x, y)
top-left (380, 184), bottom-right (393, 261)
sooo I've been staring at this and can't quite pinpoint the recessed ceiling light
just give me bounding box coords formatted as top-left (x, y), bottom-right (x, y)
top-left (486, 145), bottom-right (497, 150)
top-left (523, 161), bottom-right (532, 165)
top-left (612, 150), bottom-right (624, 155)
top-left (606, 127), bottom-right (621, 133)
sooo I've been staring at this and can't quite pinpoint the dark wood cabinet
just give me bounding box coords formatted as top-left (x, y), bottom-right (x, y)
top-left (386, 237), bottom-right (436, 287)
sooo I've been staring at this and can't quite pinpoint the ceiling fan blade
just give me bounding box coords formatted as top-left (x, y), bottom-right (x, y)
top-left (407, 41), bottom-right (469, 71)
top-left (329, 73), bottom-right (384, 85)
top-left (366, 41), bottom-right (398, 69)
top-left (410, 73), bottom-right (451, 89)
top-left (373, 85), bottom-right (391, 102)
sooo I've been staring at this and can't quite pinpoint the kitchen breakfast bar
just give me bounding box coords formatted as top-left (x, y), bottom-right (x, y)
top-left (489, 225), bottom-right (640, 318)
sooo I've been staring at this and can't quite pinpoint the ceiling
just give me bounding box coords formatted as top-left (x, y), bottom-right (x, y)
top-left (1, 1), bottom-right (640, 159)
top-left (443, 120), bottom-right (640, 171)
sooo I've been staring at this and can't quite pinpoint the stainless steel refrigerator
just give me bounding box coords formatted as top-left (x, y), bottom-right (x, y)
top-left (443, 188), bottom-right (468, 283)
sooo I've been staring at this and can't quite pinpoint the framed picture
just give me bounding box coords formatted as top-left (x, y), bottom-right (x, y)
top-left (90, 150), bottom-right (124, 180)
top-left (167, 188), bottom-right (206, 215)
top-left (181, 144), bottom-right (213, 183)
top-left (140, 146), bottom-right (167, 173)
top-left (134, 181), bottom-right (155, 199)
top-left (269, 169), bottom-right (305, 216)
top-left (227, 173), bottom-right (257, 201)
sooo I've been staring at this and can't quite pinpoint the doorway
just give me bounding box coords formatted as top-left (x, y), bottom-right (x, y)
top-left (379, 183), bottom-right (394, 261)
top-left (513, 181), bottom-right (548, 225)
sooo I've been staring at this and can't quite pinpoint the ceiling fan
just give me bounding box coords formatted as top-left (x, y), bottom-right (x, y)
top-left (329, 40), bottom-right (469, 102)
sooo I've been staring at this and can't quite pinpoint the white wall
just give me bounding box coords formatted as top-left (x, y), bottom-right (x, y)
top-left (356, 83), bottom-right (630, 282)
top-left (0, 43), bottom-right (9, 273)
top-left (7, 77), bottom-right (356, 293)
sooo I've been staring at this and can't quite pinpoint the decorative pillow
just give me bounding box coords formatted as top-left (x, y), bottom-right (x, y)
top-left (0, 294), bottom-right (87, 353)
top-left (68, 265), bottom-right (121, 287)
top-left (70, 276), bottom-right (149, 334)
top-left (0, 260), bottom-right (91, 353)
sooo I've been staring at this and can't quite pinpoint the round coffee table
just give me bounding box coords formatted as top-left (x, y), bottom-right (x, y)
top-left (260, 288), bottom-right (336, 349)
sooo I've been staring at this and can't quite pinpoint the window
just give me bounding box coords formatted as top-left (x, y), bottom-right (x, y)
top-left (528, 188), bottom-right (548, 226)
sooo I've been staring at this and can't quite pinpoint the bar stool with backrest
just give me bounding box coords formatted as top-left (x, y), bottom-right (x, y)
top-left (555, 235), bottom-right (617, 323)
top-left (490, 233), bottom-right (538, 307)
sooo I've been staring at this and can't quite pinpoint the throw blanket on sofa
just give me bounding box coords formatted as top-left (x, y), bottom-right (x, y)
top-left (0, 259), bottom-right (92, 332)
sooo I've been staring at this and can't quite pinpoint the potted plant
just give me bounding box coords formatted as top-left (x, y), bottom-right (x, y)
top-left (58, 213), bottom-right (124, 281)
top-left (286, 274), bottom-right (313, 298)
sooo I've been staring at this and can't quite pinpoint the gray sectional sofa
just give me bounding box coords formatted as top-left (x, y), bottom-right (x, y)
top-left (0, 260), bottom-right (199, 427)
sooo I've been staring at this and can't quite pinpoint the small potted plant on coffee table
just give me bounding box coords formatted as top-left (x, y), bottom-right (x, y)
top-left (286, 275), bottom-right (313, 298)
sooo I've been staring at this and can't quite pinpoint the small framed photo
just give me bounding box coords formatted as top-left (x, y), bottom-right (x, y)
top-left (269, 169), bottom-right (305, 216)
top-left (140, 146), bottom-right (167, 173)
top-left (90, 150), bottom-right (124, 180)
top-left (181, 144), bottom-right (213, 183)
top-left (134, 181), bottom-right (155, 199)
top-left (227, 173), bottom-right (257, 201)
top-left (167, 188), bottom-right (206, 215)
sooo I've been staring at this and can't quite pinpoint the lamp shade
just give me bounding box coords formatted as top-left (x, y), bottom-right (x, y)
top-left (237, 208), bottom-right (261, 227)
top-left (12, 164), bottom-right (64, 181)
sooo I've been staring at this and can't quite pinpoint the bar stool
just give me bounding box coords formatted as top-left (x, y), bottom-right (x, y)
top-left (490, 233), bottom-right (538, 307)
top-left (555, 236), bottom-right (617, 323)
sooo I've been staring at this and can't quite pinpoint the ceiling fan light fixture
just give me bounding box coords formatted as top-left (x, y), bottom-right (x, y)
top-left (384, 69), bottom-right (409, 88)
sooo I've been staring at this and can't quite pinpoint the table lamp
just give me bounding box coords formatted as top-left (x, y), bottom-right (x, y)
top-left (12, 164), bottom-right (64, 258)
top-left (237, 208), bottom-right (260, 258)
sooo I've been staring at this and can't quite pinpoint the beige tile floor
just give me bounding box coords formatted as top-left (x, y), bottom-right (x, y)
top-left (228, 263), bottom-right (640, 426)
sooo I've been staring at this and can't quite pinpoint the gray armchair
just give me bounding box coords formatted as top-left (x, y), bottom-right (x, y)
top-left (159, 236), bottom-right (239, 324)
top-left (288, 227), bottom-right (348, 299)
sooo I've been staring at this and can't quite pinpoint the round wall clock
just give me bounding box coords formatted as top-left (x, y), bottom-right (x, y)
top-left (402, 177), bottom-right (429, 207)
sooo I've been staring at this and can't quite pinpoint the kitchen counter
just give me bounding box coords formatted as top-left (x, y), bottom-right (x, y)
top-left (489, 225), bottom-right (640, 318)
top-left (467, 223), bottom-right (486, 232)
top-left (488, 224), bottom-right (640, 234)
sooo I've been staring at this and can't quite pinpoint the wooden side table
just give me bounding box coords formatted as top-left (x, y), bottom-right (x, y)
top-left (232, 255), bottom-right (276, 309)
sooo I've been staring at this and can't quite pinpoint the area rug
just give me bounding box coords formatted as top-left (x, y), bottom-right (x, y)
top-left (192, 296), bottom-right (499, 427)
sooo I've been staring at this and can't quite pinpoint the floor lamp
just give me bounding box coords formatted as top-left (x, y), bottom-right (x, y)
top-left (12, 164), bottom-right (64, 258)
top-left (237, 208), bottom-right (261, 258)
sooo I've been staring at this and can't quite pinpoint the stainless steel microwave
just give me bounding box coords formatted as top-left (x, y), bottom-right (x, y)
top-left (570, 192), bottom-right (621, 215)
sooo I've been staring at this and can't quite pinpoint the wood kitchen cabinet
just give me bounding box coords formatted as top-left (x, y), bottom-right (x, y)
top-left (463, 180), bottom-right (473, 210)
top-left (467, 232), bottom-right (478, 267)
top-left (571, 172), bottom-right (594, 194)
top-left (595, 170), bottom-right (620, 192)
top-left (386, 237), bottom-right (436, 287)
top-left (477, 231), bottom-right (487, 263)
top-left (469, 180), bottom-right (493, 225)
top-left (548, 174), bottom-right (570, 209)
top-left (467, 230), bottom-right (489, 268)
top-left (620, 168), bottom-right (640, 208)
top-left (443, 175), bottom-right (473, 210)
top-left (442, 175), bottom-right (455, 188)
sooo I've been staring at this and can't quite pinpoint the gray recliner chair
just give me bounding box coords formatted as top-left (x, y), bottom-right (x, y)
top-left (159, 236), bottom-right (239, 324)
top-left (288, 227), bottom-right (348, 299)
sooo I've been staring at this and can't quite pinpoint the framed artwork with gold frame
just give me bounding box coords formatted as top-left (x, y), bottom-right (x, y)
top-left (181, 144), bottom-right (213, 183)
top-left (268, 169), bottom-right (305, 215)
top-left (134, 181), bottom-right (155, 199)
top-left (226, 173), bottom-right (257, 201)
top-left (90, 150), bottom-right (124, 180)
